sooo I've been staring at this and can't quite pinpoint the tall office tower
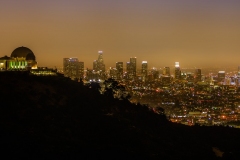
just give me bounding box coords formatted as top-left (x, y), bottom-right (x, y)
top-left (174, 62), bottom-right (181, 79)
top-left (141, 61), bottom-right (148, 81)
top-left (92, 51), bottom-right (106, 79)
top-left (79, 62), bottom-right (84, 79)
top-left (150, 67), bottom-right (159, 79)
top-left (195, 69), bottom-right (202, 82)
top-left (126, 62), bottom-right (130, 72)
top-left (126, 62), bottom-right (131, 79)
top-left (63, 58), bottom-right (68, 75)
top-left (116, 62), bottom-right (123, 80)
top-left (141, 61), bottom-right (148, 76)
top-left (93, 60), bottom-right (98, 71)
top-left (63, 58), bottom-right (83, 80)
top-left (93, 51), bottom-right (105, 72)
top-left (163, 67), bottom-right (170, 76)
top-left (130, 57), bottom-right (137, 77)
top-left (109, 67), bottom-right (117, 79)
top-left (218, 71), bottom-right (225, 82)
top-left (97, 51), bottom-right (105, 72)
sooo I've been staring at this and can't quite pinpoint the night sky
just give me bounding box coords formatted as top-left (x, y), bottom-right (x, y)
top-left (1, 0), bottom-right (240, 69)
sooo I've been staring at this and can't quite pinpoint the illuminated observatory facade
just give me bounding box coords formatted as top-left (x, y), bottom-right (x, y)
top-left (0, 46), bottom-right (38, 70)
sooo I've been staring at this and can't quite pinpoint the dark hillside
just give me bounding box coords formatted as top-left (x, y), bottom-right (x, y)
top-left (0, 72), bottom-right (240, 159)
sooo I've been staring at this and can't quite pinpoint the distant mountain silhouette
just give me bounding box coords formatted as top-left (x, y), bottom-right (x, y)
top-left (0, 71), bottom-right (240, 159)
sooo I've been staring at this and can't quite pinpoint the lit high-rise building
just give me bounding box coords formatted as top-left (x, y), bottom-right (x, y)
top-left (141, 61), bottom-right (148, 76)
top-left (126, 57), bottom-right (137, 80)
top-left (174, 62), bottom-right (181, 79)
top-left (141, 61), bottom-right (148, 82)
top-left (116, 62), bottom-right (123, 80)
top-left (93, 60), bottom-right (98, 71)
top-left (97, 51), bottom-right (105, 72)
top-left (92, 51), bottom-right (106, 79)
top-left (195, 69), bottom-right (201, 82)
top-left (109, 67), bottom-right (117, 79)
top-left (150, 67), bottom-right (159, 80)
top-left (163, 67), bottom-right (170, 76)
top-left (218, 71), bottom-right (225, 82)
top-left (130, 57), bottom-right (137, 77)
top-left (126, 62), bottom-right (131, 79)
top-left (93, 51), bottom-right (105, 72)
top-left (63, 58), bottom-right (84, 80)
top-left (79, 62), bottom-right (84, 79)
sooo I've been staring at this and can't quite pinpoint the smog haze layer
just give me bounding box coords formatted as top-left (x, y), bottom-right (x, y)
top-left (1, 0), bottom-right (240, 68)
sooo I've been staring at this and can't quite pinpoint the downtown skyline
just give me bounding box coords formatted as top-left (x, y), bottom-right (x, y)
top-left (1, 0), bottom-right (240, 68)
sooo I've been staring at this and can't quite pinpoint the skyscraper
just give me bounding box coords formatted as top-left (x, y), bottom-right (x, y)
top-left (195, 69), bottom-right (201, 82)
top-left (93, 60), bottom-right (98, 71)
top-left (218, 71), bottom-right (225, 82)
top-left (126, 62), bottom-right (131, 79)
top-left (63, 58), bottom-right (84, 80)
top-left (130, 57), bottom-right (137, 76)
top-left (79, 61), bottom-right (84, 79)
top-left (150, 67), bottom-right (159, 80)
top-left (127, 57), bottom-right (137, 79)
top-left (109, 67), bottom-right (117, 79)
top-left (163, 67), bottom-right (170, 76)
top-left (116, 62), bottom-right (123, 80)
top-left (142, 61), bottom-right (148, 81)
top-left (97, 51), bottom-right (105, 72)
top-left (174, 62), bottom-right (181, 80)
top-left (92, 51), bottom-right (106, 79)
top-left (93, 51), bottom-right (105, 72)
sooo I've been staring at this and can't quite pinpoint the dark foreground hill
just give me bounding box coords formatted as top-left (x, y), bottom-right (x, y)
top-left (0, 72), bottom-right (240, 159)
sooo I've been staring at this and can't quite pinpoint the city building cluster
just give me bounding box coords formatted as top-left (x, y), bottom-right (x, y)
top-left (63, 51), bottom-right (240, 128)
top-left (2, 48), bottom-right (240, 127)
